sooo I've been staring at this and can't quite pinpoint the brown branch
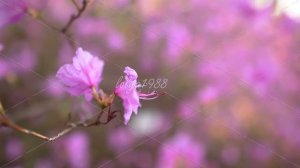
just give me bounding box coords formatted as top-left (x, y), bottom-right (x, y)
top-left (0, 107), bottom-right (118, 141)
top-left (26, 8), bottom-right (77, 48)
top-left (71, 0), bottom-right (81, 11)
top-left (61, 0), bottom-right (90, 34)
top-left (26, 8), bottom-right (60, 32)
top-left (49, 125), bottom-right (74, 141)
top-left (0, 112), bottom-right (50, 140)
top-left (0, 88), bottom-right (118, 141)
top-left (26, 0), bottom-right (91, 48)
top-left (7, 121), bottom-right (50, 140)
top-left (92, 87), bottom-right (102, 104)
top-left (50, 106), bottom-right (119, 141)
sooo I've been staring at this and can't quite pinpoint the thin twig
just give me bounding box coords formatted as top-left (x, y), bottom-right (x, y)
top-left (87, 109), bottom-right (105, 126)
top-left (7, 121), bottom-right (50, 140)
top-left (26, 8), bottom-right (77, 48)
top-left (0, 88), bottom-right (119, 141)
top-left (0, 108), bottom-right (116, 141)
top-left (50, 106), bottom-right (119, 141)
top-left (26, 0), bottom-right (90, 48)
top-left (26, 9), bottom-right (60, 32)
top-left (71, 0), bottom-right (81, 11)
top-left (49, 126), bottom-right (74, 141)
top-left (61, 0), bottom-right (90, 33)
top-left (0, 112), bottom-right (50, 140)
top-left (60, 0), bottom-right (91, 51)
top-left (92, 87), bottom-right (102, 104)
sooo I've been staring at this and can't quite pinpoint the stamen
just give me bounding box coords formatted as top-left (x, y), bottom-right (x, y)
top-left (139, 91), bottom-right (165, 100)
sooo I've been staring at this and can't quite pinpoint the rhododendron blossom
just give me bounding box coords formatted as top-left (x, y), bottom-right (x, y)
top-left (56, 50), bottom-right (160, 125)
top-left (115, 67), bottom-right (141, 125)
top-left (4, 0), bottom-right (300, 167)
top-left (115, 66), bottom-right (160, 124)
top-left (56, 48), bottom-right (104, 101)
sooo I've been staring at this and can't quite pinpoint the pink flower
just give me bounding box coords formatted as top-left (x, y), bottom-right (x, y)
top-left (0, 0), bottom-right (28, 28)
top-left (56, 48), bottom-right (104, 101)
top-left (5, 138), bottom-right (24, 160)
top-left (157, 134), bottom-right (204, 168)
top-left (243, 56), bottom-right (278, 95)
top-left (115, 67), bottom-right (141, 125)
top-left (115, 66), bottom-right (160, 125)
top-left (66, 132), bottom-right (90, 168)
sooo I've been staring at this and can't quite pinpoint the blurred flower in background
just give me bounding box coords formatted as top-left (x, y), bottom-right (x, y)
top-left (1, 0), bottom-right (300, 167)
top-left (0, 0), bottom-right (28, 28)
top-left (157, 134), bottom-right (204, 168)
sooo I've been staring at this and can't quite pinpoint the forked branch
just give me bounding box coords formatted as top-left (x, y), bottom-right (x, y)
top-left (61, 0), bottom-right (91, 33)
top-left (0, 103), bottom-right (119, 141)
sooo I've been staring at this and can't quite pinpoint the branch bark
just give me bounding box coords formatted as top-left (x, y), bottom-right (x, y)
top-left (0, 105), bottom-right (118, 141)
top-left (61, 0), bottom-right (90, 34)
top-left (27, 0), bottom-right (91, 48)
top-left (0, 112), bottom-right (50, 140)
